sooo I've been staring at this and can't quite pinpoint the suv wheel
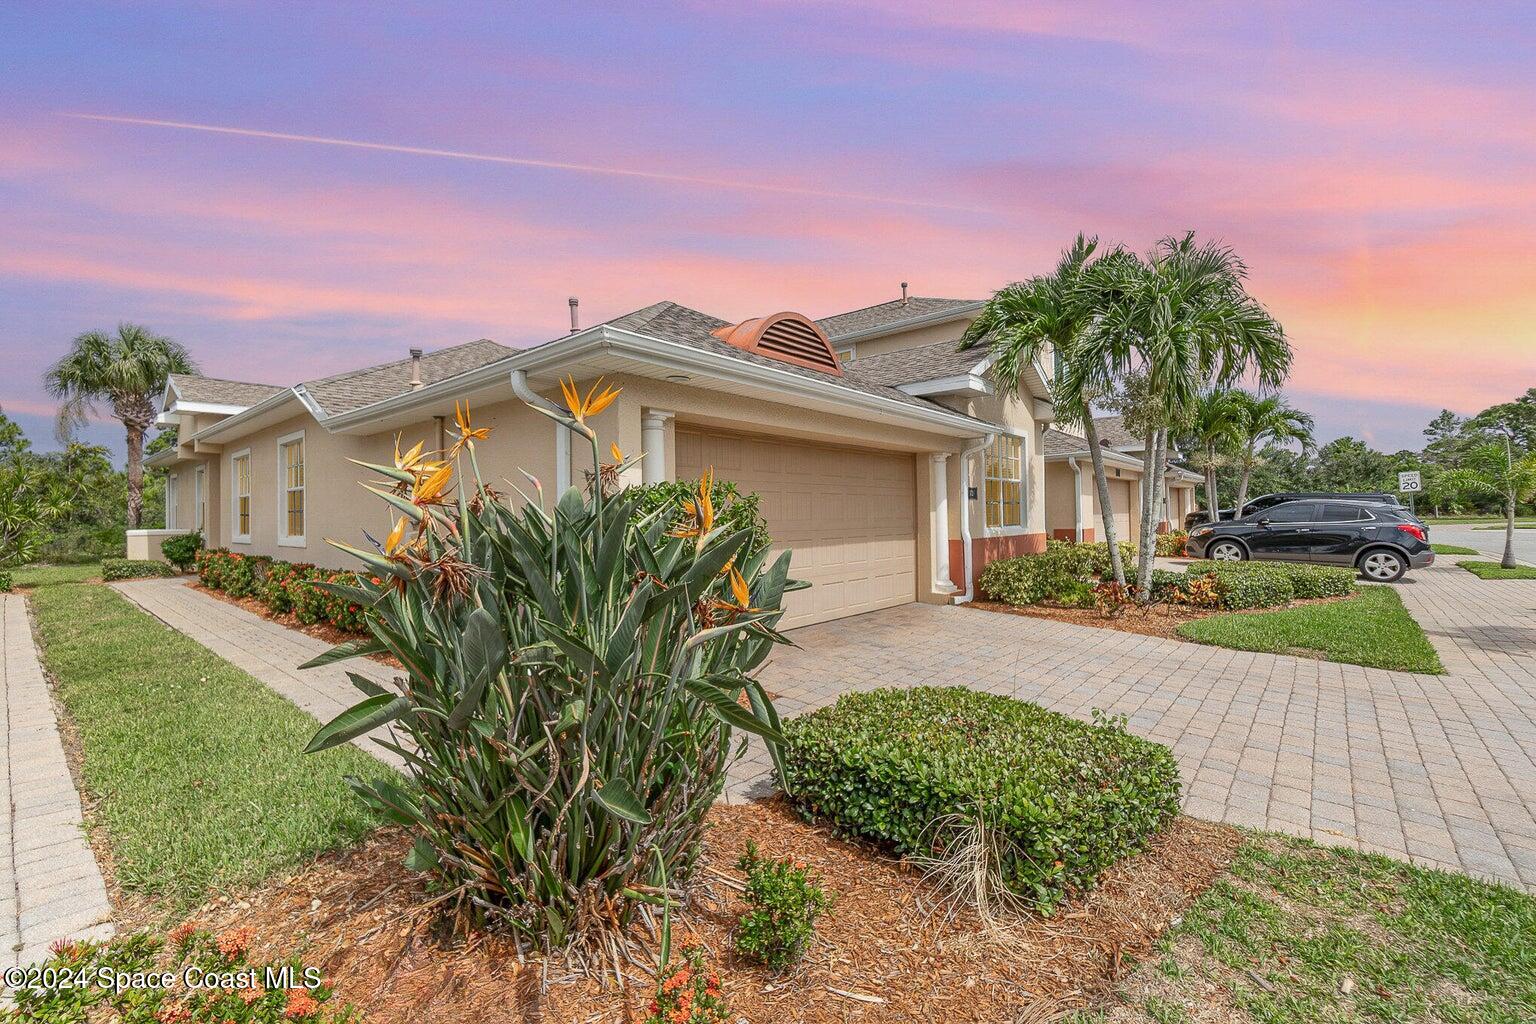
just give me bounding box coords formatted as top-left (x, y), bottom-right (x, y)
top-left (1358, 549), bottom-right (1406, 582)
top-left (1210, 540), bottom-right (1246, 562)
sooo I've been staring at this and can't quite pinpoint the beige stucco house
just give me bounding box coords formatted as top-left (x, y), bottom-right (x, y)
top-left (139, 293), bottom-right (1193, 629)
top-left (1042, 416), bottom-right (1201, 544)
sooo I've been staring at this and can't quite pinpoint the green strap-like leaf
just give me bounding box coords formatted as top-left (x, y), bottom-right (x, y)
top-left (592, 778), bottom-right (651, 825)
top-left (305, 693), bottom-right (411, 753)
top-left (346, 671), bottom-right (391, 699)
top-left (685, 677), bottom-right (785, 743)
top-left (298, 636), bottom-right (388, 670)
top-left (404, 836), bottom-right (441, 872)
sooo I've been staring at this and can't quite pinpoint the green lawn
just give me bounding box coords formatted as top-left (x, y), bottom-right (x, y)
top-left (1424, 515), bottom-right (1536, 526)
top-left (30, 583), bottom-right (392, 912)
top-left (1177, 585), bottom-right (1443, 673)
top-left (1075, 833), bottom-right (1536, 1024)
top-left (9, 562), bottom-right (101, 587)
top-left (1473, 523), bottom-right (1536, 530)
top-left (1460, 561), bottom-right (1536, 580)
top-left (1431, 543), bottom-right (1480, 555)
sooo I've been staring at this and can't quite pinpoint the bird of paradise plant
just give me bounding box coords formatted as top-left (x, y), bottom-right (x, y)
top-left (302, 382), bottom-right (797, 969)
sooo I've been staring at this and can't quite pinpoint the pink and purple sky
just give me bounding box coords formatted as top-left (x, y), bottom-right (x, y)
top-left (3, 1), bottom-right (1533, 456)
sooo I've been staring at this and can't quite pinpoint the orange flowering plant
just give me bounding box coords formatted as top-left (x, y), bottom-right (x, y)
top-left (300, 380), bottom-right (800, 963)
top-left (642, 945), bottom-right (730, 1024)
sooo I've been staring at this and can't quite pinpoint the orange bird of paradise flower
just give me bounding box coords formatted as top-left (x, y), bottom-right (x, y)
top-left (559, 375), bottom-right (621, 428)
top-left (449, 400), bottom-right (490, 456)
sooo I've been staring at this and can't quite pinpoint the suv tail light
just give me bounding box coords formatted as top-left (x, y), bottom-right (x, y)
top-left (1396, 523), bottom-right (1427, 542)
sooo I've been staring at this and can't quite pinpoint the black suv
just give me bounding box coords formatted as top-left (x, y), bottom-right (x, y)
top-left (1186, 499), bottom-right (1433, 582)
top-left (1184, 491), bottom-right (1403, 531)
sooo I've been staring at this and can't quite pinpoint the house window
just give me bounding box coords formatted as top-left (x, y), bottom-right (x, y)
top-left (193, 466), bottom-right (206, 531)
top-left (278, 432), bottom-right (305, 545)
top-left (835, 346), bottom-right (856, 365)
top-left (232, 451), bottom-right (251, 542)
top-left (984, 434), bottom-right (1025, 530)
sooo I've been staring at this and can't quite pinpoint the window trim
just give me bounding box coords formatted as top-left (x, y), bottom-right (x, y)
top-left (193, 465), bottom-right (206, 532)
top-left (230, 447), bottom-right (252, 544)
top-left (982, 431), bottom-right (1029, 536)
top-left (276, 429), bottom-right (307, 547)
top-left (165, 471), bottom-right (177, 530)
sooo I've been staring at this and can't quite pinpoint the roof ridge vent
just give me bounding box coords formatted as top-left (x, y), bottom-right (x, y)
top-left (710, 312), bottom-right (843, 376)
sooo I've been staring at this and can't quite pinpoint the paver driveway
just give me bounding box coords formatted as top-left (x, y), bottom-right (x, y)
top-left (115, 557), bottom-right (1536, 893)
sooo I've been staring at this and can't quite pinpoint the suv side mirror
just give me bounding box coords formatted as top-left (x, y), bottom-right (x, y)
top-left (1257, 517), bottom-right (1272, 526)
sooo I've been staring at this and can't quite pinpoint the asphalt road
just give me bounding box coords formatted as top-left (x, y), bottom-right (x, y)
top-left (1430, 522), bottom-right (1536, 565)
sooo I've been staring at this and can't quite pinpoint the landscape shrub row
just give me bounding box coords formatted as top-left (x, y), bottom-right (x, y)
top-left (100, 557), bottom-right (178, 581)
top-left (196, 548), bottom-right (368, 633)
top-left (0, 570), bottom-right (10, 592)
top-left (782, 686), bottom-right (1181, 911)
top-left (978, 540), bottom-right (1357, 612)
top-left (1156, 530), bottom-right (1189, 557)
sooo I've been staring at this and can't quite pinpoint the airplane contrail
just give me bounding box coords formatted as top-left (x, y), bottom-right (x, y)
top-left (64, 112), bottom-right (996, 214)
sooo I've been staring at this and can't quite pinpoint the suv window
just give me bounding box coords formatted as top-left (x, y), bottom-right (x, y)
top-left (1243, 495), bottom-right (1286, 514)
top-left (1320, 503), bottom-right (1372, 522)
top-left (1262, 502), bottom-right (1316, 523)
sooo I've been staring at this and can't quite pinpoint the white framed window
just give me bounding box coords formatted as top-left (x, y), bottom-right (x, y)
top-left (193, 465), bottom-right (206, 532)
top-left (165, 472), bottom-right (177, 530)
top-left (835, 345), bottom-right (857, 365)
top-left (231, 448), bottom-right (252, 543)
top-left (984, 433), bottom-right (1026, 531)
top-left (277, 430), bottom-right (306, 546)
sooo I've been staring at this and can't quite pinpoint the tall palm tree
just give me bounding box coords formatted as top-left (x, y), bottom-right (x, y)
top-left (960, 235), bottom-right (1130, 586)
top-left (1185, 390), bottom-right (1244, 524)
top-left (45, 323), bottom-right (196, 529)
top-left (1079, 234), bottom-right (1291, 598)
top-left (1229, 391), bottom-right (1313, 513)
top-left (1442, 439), bottom-right (1536, 569)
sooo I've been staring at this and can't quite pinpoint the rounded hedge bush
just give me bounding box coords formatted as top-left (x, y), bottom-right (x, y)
top-left (0, 570), bottom-right (12, 593)
top-left (782, 686), bottom-right (1181, 911)
top-left (100, 558), bottom-right (177, 581)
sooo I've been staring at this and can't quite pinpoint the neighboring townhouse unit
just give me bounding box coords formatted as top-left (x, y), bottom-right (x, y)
top-left (1042, 416), bottom-right (1201, 543)
top-left (139, 292), bottom-right (1191, 629)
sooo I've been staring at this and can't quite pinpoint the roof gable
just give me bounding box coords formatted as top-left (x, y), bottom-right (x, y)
top-left (166, 374), bottom-right (285, 410)
top-left (816, 296), bottom-right (983, 340)
top-left (299, 339), bottom-right (514, 416)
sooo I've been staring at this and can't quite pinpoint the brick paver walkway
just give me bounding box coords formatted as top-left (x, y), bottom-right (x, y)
top-left (115, 563), bottom-right (1536, 893)
top-left (2, 594), bottom-right (113, 972)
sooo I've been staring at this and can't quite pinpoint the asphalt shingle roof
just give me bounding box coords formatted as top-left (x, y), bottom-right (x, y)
top-left (299, 339), bottom-right (514, 416)
top-left (1092, 415), bottom-right (1143, 447)
top-left (815, 296), bottom-right (982, 339)
top-left (168, 374), bottom-right (286, 408)
top-left (1043, 427), bottom-right (1090, 458)
top-left (847, 338), bottom-right (985, 387)
top-left (594, 301), bottom-right (987, 418)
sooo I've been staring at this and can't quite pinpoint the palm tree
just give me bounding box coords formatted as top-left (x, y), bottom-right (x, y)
top-left (1442, 439), bottom-right (1536, 569)
top-left (1079, 234), bottom-right (1291, 598)
top-left (1229, 391), bottom-right (1313, 513)
top-left (960, 235), bottom-right (1130, 586)
top-left (1184, 390), bottom-right (1244, 524)
top-left (45, 323), bottom-right (196, 529)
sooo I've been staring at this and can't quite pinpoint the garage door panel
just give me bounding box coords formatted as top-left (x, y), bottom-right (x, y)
top-left (676, 429), bottom-right (916, 628)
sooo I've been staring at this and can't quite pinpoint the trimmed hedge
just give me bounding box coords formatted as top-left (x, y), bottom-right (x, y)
top-left (195, 548), bottom-right (368, 633)
top-left (100, 558), bottom-right (177, 581)
top-left (978, 539), bottom-right (1135, 606)
top-left (159, 530), bottom-right (204, 571)
top-left (1156, 530), bottom-right (1189, 557)
top-left (1184, 560), bottom-right (1356, 608)
top-left (0, 570), bottom-right (11, 592)
top-left (782, 686), bottom-right (1181, 911)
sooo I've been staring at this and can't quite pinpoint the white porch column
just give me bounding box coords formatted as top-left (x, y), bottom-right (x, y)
top-left (641, 410), bottom-right (674, 486)
top-left (929, 453), bottom-right (958, 593)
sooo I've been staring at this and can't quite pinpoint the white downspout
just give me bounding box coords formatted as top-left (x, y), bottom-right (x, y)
top-left (510, 369), bottom-right (572, 495)
top-left (1068, 456), bottom-right (1084, 543)
top-left (954, 432), bottom-right (995, 605)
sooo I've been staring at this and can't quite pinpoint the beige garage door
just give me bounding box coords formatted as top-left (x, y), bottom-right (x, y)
top-left (1112, 479), bottom-right (1133, 542)
top-left (676, 428), bottom-right (916, 629)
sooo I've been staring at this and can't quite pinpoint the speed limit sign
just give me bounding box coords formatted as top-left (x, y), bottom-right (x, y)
top-left (1398, 470), bottom-right (1422, 493)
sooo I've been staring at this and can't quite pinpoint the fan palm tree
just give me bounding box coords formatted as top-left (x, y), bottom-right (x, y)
top-left (1229, 390), bottom-right (1313, 512)
top-left (1078, 234), bottom-right (1291, 598)
top-left (1442, 439), bottom-right (1536, 569)
top-left (45, 323), bottom-right (196, 529)
top-left (960, 234), bottom-right (1130, 586)
top-left (1184, 390), bottom-right (1244, 525)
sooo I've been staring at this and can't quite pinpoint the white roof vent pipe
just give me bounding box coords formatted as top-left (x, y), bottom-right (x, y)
top-left (900, 281), bottom-right (909, 305)
top-left (408, 348), bottom-right (423, 389)
top-left (568, 296), bottom-right (580, 333)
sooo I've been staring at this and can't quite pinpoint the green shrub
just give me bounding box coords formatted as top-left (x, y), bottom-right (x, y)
top-left (978, 539), bottom-right (1138, 606)
top-left (1279, 562), bottom-right (1358, 599)
top-left (303, 395), bottom-right (792, 948)
top-left (782, 687), bottom-right (1181, 911)
top-left (5, 926), bottom-right (354, 1023)
top-left (733, 840), bottom-right (833, 970)
top-left (0, 570), bottom-right (10, 592)
top-left (100, 558), bottom-right (176, 581)
top-left (1156, 530), bottom-right (1189, 557)
top-left (1185, 561), bottom-right (1295, 609)
top-left (631, 475), bottom-right (771, 556)
top-left (159, 529), bottom-right (203, 571)
top-left (196, 549), bottom-right (367, 633)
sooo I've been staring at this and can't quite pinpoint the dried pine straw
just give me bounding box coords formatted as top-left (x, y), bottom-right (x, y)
top-left (186, 800), bottom-right (1241, 1023)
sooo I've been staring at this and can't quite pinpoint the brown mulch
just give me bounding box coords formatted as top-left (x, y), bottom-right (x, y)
top-left (184, 800), bottom-right (1242, 1024)
top-left (190, 582), bottom-right (403, 670)
top-left (971, 594), bottom-right (1353, 642)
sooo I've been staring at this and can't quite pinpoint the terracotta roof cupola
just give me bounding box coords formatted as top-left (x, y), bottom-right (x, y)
top-left (710, 311), bottom-right (843, 376)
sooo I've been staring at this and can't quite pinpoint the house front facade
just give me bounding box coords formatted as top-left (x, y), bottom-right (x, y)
top-left (140, 293), bottom-right (1192, 629)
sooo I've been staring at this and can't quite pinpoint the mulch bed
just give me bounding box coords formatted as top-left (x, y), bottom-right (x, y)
top-left (971, 594), bottom-right (1352, 642)
top-left (190, 581), bottom-right (403, 670)
top-left (183, 800), bottom-right (1243, 1023)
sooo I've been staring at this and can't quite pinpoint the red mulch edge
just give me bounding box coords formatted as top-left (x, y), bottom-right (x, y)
top-left (183, 801), bottom-right (1242, 1023)
top-left (190, 582), bottom-right (402, 669)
